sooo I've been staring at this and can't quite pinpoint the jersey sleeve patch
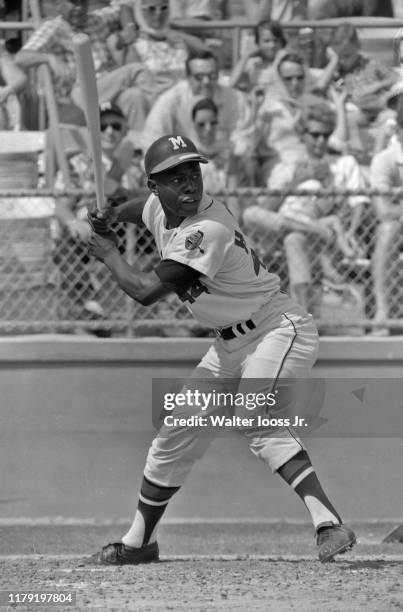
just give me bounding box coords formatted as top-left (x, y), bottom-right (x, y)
top-left (185, 230), bottom-right (204, 252)
top-left (168, 222), bottom-right (232, 279)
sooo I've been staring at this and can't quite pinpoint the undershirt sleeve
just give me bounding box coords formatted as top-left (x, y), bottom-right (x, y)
top-left (154, 258), bottom-right (202, 293)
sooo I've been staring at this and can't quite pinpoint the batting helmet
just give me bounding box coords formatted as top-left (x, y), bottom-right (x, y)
top-left (144, 135), bottom-right (208, 176)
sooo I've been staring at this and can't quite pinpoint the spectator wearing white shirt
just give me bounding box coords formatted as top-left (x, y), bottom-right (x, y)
top-left (142, 48), bottom-right (253, 154)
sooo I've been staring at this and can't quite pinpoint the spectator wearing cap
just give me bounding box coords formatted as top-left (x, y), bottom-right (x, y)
top-left (370, 83), bottom-right (403, 335)
top-left (53, 103), bottom-right (148, 323)
top-left (142, 48), bottom-right (253, 154)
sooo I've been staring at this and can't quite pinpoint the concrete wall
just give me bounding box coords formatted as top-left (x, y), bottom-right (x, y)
top-left (1, 336), bottom-right (402, 521)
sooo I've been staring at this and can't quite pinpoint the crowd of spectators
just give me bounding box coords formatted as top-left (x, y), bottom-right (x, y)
top-left (1, 0), bottom-right (403, 334)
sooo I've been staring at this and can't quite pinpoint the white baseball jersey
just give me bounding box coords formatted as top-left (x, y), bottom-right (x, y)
top-left (142, 193), bottom-right (282, 327)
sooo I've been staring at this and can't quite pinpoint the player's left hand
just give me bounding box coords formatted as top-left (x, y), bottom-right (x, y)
top-left (88, 230), bottom-right (119, 263)
top-left (87, 200), bottom-right (118, 234)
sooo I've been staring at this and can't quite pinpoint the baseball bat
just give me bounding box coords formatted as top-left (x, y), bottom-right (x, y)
top-left (73, 33), bottom-right (105, 212)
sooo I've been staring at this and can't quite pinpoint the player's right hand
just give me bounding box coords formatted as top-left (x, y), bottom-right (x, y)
top-left (87, 200), bottom-right (118, 234)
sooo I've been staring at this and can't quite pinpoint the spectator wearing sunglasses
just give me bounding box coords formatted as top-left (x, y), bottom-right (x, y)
top-left (142, 48), bottom-right (253, 154)
top-left (254, 48), bottom-right (348, 186)
top-left (53, 103), bottom-right (148, 325)
top-left (254, 50), bottom-right (313, 185)
top-left (244, 99), bottom-right (369, 311)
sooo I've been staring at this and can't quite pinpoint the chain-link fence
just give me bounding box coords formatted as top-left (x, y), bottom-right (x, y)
top-left (0, 189), bottom-right (402, 336)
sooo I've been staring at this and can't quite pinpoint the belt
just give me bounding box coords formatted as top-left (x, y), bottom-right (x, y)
top-left (216, 318), bottom-right (256, 340)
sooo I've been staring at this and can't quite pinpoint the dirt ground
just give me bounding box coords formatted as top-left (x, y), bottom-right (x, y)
top-left (1, 522), bottom-right (402, 612)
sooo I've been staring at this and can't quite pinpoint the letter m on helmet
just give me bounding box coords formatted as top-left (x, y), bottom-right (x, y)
top-left (168, 136), bottom-right (188, 151)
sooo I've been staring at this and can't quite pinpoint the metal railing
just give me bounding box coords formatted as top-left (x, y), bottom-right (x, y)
top-left (2, 12), bottom-right (403, 64)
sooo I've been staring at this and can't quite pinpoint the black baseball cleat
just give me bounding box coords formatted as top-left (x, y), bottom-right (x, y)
top-left (85, 541), bottom-right (159, 565)
top-left (316, 523), bottom-right (356, 563)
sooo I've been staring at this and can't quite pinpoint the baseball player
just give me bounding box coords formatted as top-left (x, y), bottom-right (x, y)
top-left (87, 134), bottom-right (356, 564)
